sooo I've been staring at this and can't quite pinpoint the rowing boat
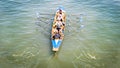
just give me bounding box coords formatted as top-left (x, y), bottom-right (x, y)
top-left (51, 7), bottom-right (66, 51)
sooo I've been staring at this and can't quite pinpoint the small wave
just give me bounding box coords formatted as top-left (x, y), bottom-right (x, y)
top-left (9, 0), bottom-right (31, 3)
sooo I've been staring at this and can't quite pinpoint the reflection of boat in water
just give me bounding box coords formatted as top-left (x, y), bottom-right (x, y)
top-left (51, 7), bottom-right (66, 51)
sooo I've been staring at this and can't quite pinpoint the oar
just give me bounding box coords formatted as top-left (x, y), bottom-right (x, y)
top-left (79, 14), bottom-right (85, 29)
top-left (36, 12), bottom-right (40, 18)
top-left (80, 14), bottom-right (83, 22)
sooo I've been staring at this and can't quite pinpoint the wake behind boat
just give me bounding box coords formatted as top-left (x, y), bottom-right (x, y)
top-left (51, 6), bottom-right (66, 51)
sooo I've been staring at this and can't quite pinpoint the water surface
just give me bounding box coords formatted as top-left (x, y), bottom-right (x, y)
top-left (0, 0), bottom-right (120, 68)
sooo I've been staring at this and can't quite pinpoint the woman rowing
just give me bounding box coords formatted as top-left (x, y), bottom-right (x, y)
top-left (53, 9), bottom-right (66, 23)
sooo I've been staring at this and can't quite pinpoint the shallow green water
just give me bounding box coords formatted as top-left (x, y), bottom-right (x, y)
top-left (0, 0), bottom-right (120, 68)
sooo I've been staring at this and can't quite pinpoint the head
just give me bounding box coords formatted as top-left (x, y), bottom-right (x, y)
top-left (60, 19), bottom-right (63, 22)
top-left (56, 19), bottom-right (61, 22)
top-left (54, 33), bottom-right (61, 39)
top-left (59, 9), bottom-right (62, 14)
top-left (53, 25), bottom-right (56, 28)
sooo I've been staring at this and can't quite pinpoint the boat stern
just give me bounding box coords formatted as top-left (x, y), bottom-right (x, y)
top-left (52, 39), bottom-right (62, 51)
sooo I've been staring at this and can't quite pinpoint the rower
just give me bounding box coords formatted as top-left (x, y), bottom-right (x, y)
top-left (51, 25), bottom-right (58, 39)
top-left (53, 9), bottom-right (66, 23)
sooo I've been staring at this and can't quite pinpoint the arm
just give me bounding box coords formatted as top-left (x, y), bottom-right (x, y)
top-left (53, 12), bottom-right (58, 23)
top-left (64, 13), bottom-right (66, 22)
top-left (63, 12), bottom-right (66, 22)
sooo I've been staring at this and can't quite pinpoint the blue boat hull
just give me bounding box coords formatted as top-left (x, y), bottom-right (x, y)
top-left (52, 40), bottom-right (62, 51)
